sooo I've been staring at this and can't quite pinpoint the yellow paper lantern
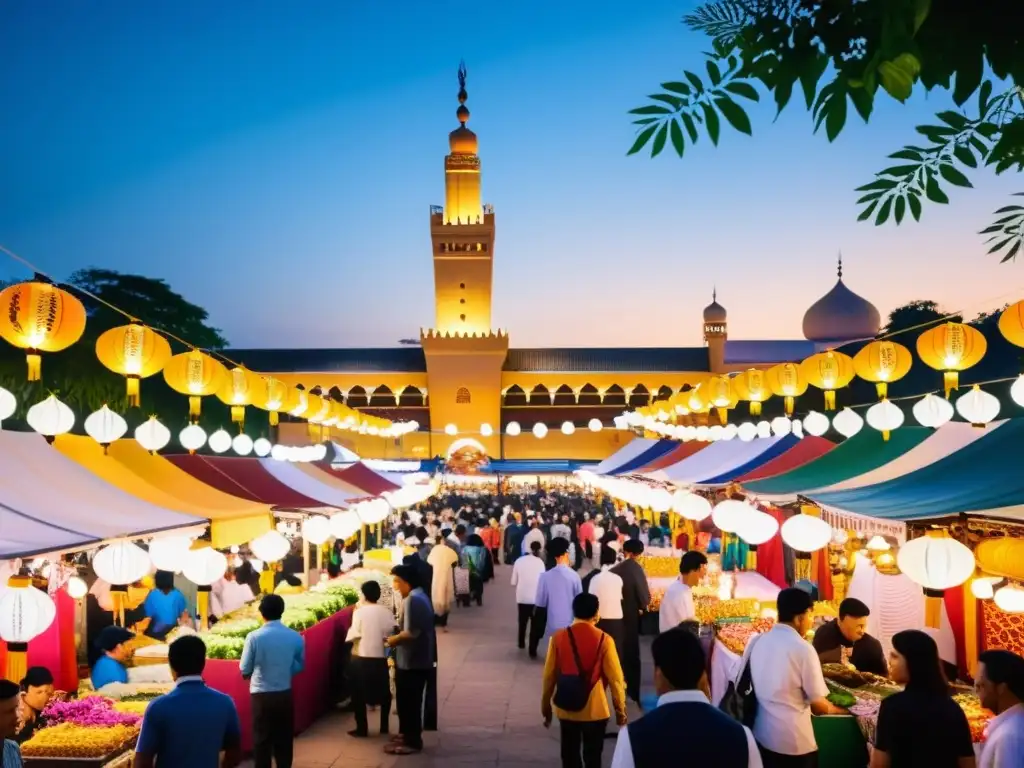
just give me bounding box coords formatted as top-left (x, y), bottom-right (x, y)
top-left (254, 376), bottom-right (289, 426)
top-left (95, 323), bottom-right (173, 407)
top-left (216, 366), bottom-right (268, 426)
top-left (916, 322), bottom-right (987, 397)
top-left (853, 340), bottom-right (913, 400)
top-left (801, 350), bottom-right (855, 411)
top-left (704, 375), bottom-right (737, 425)
top-left (686, 385), bottom-right (708, 414)
top-left (732, 368), bottom-right (772, 416)
top-left (163, 349), bottom-right (229, 420)
top-left (0, 281), bottom-right (87, 381)
top-left (998, 300), bottom-right (1024, 348)
top-left (765, 363), bottom-right (808, 416)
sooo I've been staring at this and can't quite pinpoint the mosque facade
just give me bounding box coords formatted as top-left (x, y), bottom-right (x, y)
top-left (229, 69), bottom-right (883, 462)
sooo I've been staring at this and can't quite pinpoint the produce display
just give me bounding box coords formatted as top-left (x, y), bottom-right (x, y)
top-left (637, 555), bottom-right (680, 579)
top-left (695, 597), bottom-right (761, 624)
top-left (20, 722), bottom-right (139, 759)
top-left (714, 617), bottom-right (774, 654)
top-left (954, 692), bottom-right (995, 743)
top-left (42, 697), bottom-right (142, 729)
top-left (821, 663), bottom-right (890, 689)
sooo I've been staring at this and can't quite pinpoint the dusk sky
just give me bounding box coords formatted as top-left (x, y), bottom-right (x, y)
top-left (1, 1), bottom-right (1021, 350)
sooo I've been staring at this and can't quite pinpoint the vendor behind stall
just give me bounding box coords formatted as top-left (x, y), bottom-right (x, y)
top-left (812, 597), bottom-right (887, 676)
top-left (91, 626), bottom-right (135, 689)
top-left (143, 571), bottom-right (190, 640)
top-left (15, 667), bottom-right (54, 744)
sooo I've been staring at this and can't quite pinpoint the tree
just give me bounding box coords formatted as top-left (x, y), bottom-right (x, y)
top-left (880, 299), bottom-right (960, 338)
top-left (628, 1), bottom-right (1024, 261)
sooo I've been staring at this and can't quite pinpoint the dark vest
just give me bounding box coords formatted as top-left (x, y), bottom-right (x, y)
top-left (627, 702), bottom-right (748, 766)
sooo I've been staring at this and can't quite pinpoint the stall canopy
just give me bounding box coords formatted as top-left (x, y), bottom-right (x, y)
top-left (648, 436), bottom-right (788, 485)
top-left (610, 440), bottom-right (679, 475)
top-left (57, 436), bottom-right (273, 549)
top-left (0, 431), bottom-right (204, 559)
top-left (259, 459), bottom-right (359, 508)
top-left (734, 436), bottom-right (834, 484)
top-left (481, 459), bottom-right (587, 474)
top-left (809, 418), bottom-right (1024, 521)
top-left (168, 455), bottom-right (329, 511)
top-left (589, 438), bottom-right (657, 475)
top-left (330, 462), bottom-right (400, 495)
top-left (698, 435), bottom-right (801, 486)
top-left (741, 427), bottom-right (932, 503)
top-left (633, 441), bottom-right (707, 473)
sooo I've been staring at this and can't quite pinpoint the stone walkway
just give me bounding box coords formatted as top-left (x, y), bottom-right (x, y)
top-left (254, 566), bottom-right (653, 767)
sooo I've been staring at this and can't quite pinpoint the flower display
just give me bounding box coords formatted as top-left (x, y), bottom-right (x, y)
top-left (43, 696), bottom-right (143, 728)
top-left (21, 722), bottom-right (138, 758)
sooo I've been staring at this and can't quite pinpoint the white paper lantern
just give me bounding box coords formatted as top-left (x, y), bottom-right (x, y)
top-left (867, 399), bottom-right (904, 438)
top-left (737, 509), bottom-right (779, 546)
top-left (993, 584), bottom-right (1024, 613)
top-left (897, 534), bottom-right (975, 591)
top-left (208, 428), bottom-right (232, 454)
top-left (866, 535), bottom-right (891, 552)
top-left (270, 443), bottom-right (288, 461)
top-left (781, 514), bottom-right (832, 553)
top-left (722, 423), bottom-right (738, 440)
top-left (803, 411), bottom-right (829, 437)
top-left (26, 395), bottom-right (75, 438)
top-left (249, 531), bottom-right (290, 563)
top-left (695, 425), bottom-right (710, 442)
top-left (179, 424), bottom-right (207, 452)
top-left (712, 499), bottom-right (754, 534)
top-left (479, 423), bottom-right (493, 437)
top-left (444, 423), bottom-right (458, 436)
top-left (302, 515), bottom-right (332, 545)
top-left (330, 510), bottom-right (361, 540)
top-left (0, 386), bottom-right (16, 424)
top-left (792, 419), bottom-right (804, 439)
top-left (708, 425), bottom-right (723, 441)
top-left (832, 407), bottom-right (863, 438)
top-left (357, 498), bottom-right (390, 525)
top-left (971, 576), bottom-right (1001, 601)
top-left (771, 416), bottom-right (792, 437)
top-left (228, 433), bottom-right (252, 456)
top-left (737, 422), bottom-right (757, 442)
top-left (506, 421), bottom-right (521, 436)
top-left (249, 558), bottom-right (264, 572)
top-left (561, 421), bottom-right (575, 436)
top-left (533, 422), bottom-right (548, 439)
top-left (955, 385), bottom-right (1000, 426)
top-left (148, 535), bottom-right (193, 573)
top-left (253, 437), bottom-right (272, 457)
top-left (93, 541), bottom-right (151, 585)
top-left (913, 393), bottom-right (954, 428)
top-left (649, 488), bottom-right (673, 513)
top-left (756, 421), bottom-right (771, 439)
top-left (182, 545), bottom-right (228, 586)
top-left (1011, 375), bottom-right (1024, 409)
top-left (0, 577), bottom-right (56, 643)
top-left (66, 576), bottom-right (88, 600)
top-left (135, 416), bottom-right (171, 452)
top-left (84, 405), bottom-right (128, 447)
top-left (588, 418), bottom-right (602, 432)
top-left (612, 416), bottom-right (628, 431)
top-left (672, 491), bottom-right (712, 521)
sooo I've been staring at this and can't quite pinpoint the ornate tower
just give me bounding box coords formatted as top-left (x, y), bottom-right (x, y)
top-left (423, 63), bottom-right (507, 459)
top-left (703, 288), bottom-right (728, 372)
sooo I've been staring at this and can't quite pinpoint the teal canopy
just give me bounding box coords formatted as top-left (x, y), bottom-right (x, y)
top-left (809, 418), bottom-right (1024, 521)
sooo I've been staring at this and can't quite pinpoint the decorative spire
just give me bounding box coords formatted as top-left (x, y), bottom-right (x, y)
top-left (712, 286), bottom-right (717, 303)
top-left (837, 251), bottom-right (843, 280)
top-left (456, 60), bottom-right (469, 125)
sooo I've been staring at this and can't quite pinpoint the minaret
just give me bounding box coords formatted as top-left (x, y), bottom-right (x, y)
top-left (429, 61), bottom-right (496, 335)
top-left (703, 288), bottom-right (728, 372)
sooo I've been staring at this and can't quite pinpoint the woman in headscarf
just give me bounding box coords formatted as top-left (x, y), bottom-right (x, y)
top-left (427, 533), bottom-right (458, 631)
top-left (460, 533), bottom-right (490, 607)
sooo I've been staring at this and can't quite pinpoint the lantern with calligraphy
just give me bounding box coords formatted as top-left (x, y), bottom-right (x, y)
top-left (801, 350), bottom-right (855, 411)
top-left (254, 376), bottom-right (289, 426)
top-left (704, 375), bottom-right (737, 425)
top-left (731, 368), bottom-right (771, 416)
top-left (95, 323), bottom-right (172, 407)
top-left (0, 280), bottom-right (87, 381)
top-left (163, 349), bottom-right (228, 420)
top-left (216, 366), bottom-right (267, 428)
top-left (916, 322), bottom-right (987, 397)
top-left (853, 340), bottom-right (913, 400)
top-left (765, 363), bottom-right (808, 416)
top-left (998, 300), bottom-right (1024, 348)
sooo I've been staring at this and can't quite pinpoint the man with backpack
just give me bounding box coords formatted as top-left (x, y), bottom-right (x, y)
top-left (541, 593), bottom-right (627, 768)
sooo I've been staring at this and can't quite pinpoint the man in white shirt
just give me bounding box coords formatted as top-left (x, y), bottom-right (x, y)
top-left (588, 545), bottom-right (625, 654)
top-left (749, 588), bottom-right (845, 767)
top-left (345, 581), bottom-right (397, 738)
top-left (658, 551), bottom-right (707, 634)
top-left (511, 541), bottom-right (546, 655)
top-left (976, 649), bottom-right (1024, 768)
top-left (211, 568), bottom-right (256, 619)
top-left (611, 627), bottom-right (762, 767)
top-left (522, 518), bottom-right (545, 559)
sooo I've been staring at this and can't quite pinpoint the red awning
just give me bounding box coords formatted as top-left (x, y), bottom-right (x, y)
top-left (734, 436), bottom-right (835, 483)
top-left (168, 455), bottom-right (326, 510)
top-left (319, 462), bottom-right (400, 496)
top-left (636, 441), bottom-right (707, 473)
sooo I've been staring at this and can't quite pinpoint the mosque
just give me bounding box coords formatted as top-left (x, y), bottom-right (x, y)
top-left (229, 67), bottom-right (883, 463)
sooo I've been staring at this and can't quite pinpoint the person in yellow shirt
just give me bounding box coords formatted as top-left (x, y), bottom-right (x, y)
top-left (542, 592), bottom-right (628, 768)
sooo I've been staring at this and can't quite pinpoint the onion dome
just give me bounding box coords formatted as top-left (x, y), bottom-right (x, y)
top-left (703, 288), bottom-right (727, 324)
top-left (449, 60), bottom-right (478, 154)
top-left (802, 254), bottom-right (881, 343)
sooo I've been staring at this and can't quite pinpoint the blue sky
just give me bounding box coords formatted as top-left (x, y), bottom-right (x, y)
top-left (1, 1), bottom-right (1021, 349)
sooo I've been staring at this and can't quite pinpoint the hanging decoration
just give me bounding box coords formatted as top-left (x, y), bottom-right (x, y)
top-left (216, 366), bottom-right (267, 428)
top-left (84, 405), bottom-right (129, 451)
top-left (249, 531), bottom-right (290, 563)
top-left (954, 385), bottom-right (1000, 427)
top-left (0, 386), bottom-right (17, 425)
top-left (765, 363), bottom-right (808, 416)
top-left (26, 395), bottom-right (75, 442)
top-left (135, 416), bottom-right (171, 453)
top-left (179, 423), bottom-right (207, 453)
top-left (913, 393), bottom-right (954, 428)
top-left (208, 429), bottom-right (232, 454)
top-left (533, 423), bottom-right (548, 439)
top-left (0, 280), bottom-right (87, 381)
top-left (93, 541), bottom-right (151, 626)
top-left (781, 509), bottom-right (832, 581)
top-left (163, 349), bottom-right (228, 420)
top-left (832, 407), bottom-right (864, 438)
top-left (252, 375), bottom-right (289, 426)
top-left (148, 535), bottom-right (193, 573)
top-left (731, 368), bottom-right (771, 416)
top-left (866, 399), bottom-right (904, 440)
top-left (897, 530), bottom-right (975, 628)
top-left (182, 543), bottom-right (227, 631)
top-left (232, 433), bottom-right (254, 456)
top-left (737, 422), bottom-right (757, 442)
top-left (95, 323), bottom-right (172, 407)
top-left (704, 375), bottom-right (738, 424)
top-left (801, 349), bottom-right (855, 411)
top-left (771, 416), bottom-right (792, 437)
top-left (915, 322), bottom-right (987, 397)
top-left (803, 411), bottom-right (829, 437)
top-left (853, 340), bottom-right (913, 400)
top-left (561, 421), bottom-right (575, 435)
top-left (997, 299), bottom-right (1024, 348)
top-left (0, 574), bottom-right (57, 683)
top-left (253, 437), bottom-right (272, 457)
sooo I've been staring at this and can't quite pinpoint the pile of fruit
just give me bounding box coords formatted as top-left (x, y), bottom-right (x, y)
top-left (715, 621), bottom-right (761, 655)
top-left (20, 722), bottom-right (139, 759)
top-left (695, 597), bottom-right (760, 624)
top-left (637, 555), bottom-right (680, 578)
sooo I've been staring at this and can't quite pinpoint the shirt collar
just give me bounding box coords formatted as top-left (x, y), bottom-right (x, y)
top-left (989, 702), bottom-right (1024, 735)
top-left (264, 619), bottom-right (283, 627)
top-left (174, 675), bottom-right (204, 687)
top-left (773, 622), bottom-right (805, 639)
top-left (657, 690), bottom-right (710, 707)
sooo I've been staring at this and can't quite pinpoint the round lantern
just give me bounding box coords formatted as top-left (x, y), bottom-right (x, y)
top-left (672, 491), bottom-right (712, 521)
top-left (95, 323), bottom-right (172, 407)
top-left (771, 416), bottom-right (792, 437)
top-left (163, 349), bottom-right (228, 420)
top-left (866, 535), bottom-right (891, 552)
top-left (765, 363), bottom-right (808, 416)
top-left (997, 300), bottom-right (1024, 347)
top-left (444, 423), bottom-right (457, 436)
top-left (970, 576), bottom-right (1002, 601)
top-left (993, 583), bottom-right (1024, 614)
top-left (897, 531), bottom-right (976, 627)
top-left (781, 513), bottom-right (832, 553)
top-left (649, 488), bottom-right (673, 514)
top-left (723, 423), bottom-right (738, 440)
top-left (584, 418), bottom-right (601, 432)
top-left (916, 322), bottom-right (987, 397)
top-left (249, 531), bottom-right (290, 563)
top-left (737, 422), bottom-right (757, 442)
top-left (286, 389), bottom-right (312, 418)
top-left (708, 425), bottom-right (724, 441)
top-left (712, 499), bottom-right (754, 534)
top-left (26, 395), bottom-right (75, 441)
top-left (737, 509), bottom-right (779, 545)
top-left (732, 368), bottom-right (771, 416)
top-left (254, 376), bottom-right (289, 426)
top-left (179, 423), bottom-right (207, 453)
top-left (232, 433), bottom-right (254, 456)
top-left (330, 510), bottom-right (361, 541)
top-left (94, 540), bottom-right (151, 626)
top-left (704, 375), bottom-right (738, 424)
top-left (0, 281), bottom-right (87, 381)
top-left (854, 340), bottom-right (913, 400)
top-left (135, 416), bottom-right (171, 453)
top-left (253, 437), bottom-right (272, 457)
top-left (302, 515), bottom-right (332, 545)
top-left (832, 407), bottom-right (864, 438)
top-left (0, 386), bottom-right (16, 424)
top-left (803, 411), bottom-right (829, 437)
top-left (148, 535), bottom-right (193, 573)
top-left (0, 575), bottom-right (57, 682)
top-left (955, 385), bottom-right (1000, 427)
top-left (216, 366), bottom-right (267, 426)
top-left (801, 350), bottom-right (855, 411)
top-left (913, 393), bottom-right (954, 428)
top-left (183, 543), bottom-right (228, 630)
top-left (505, 421), bottom-right (521, 436)
top-left (533, 422), bottom-right (548, 439)
top-left (561, 421), bottom-right (575, 436)
top-left (866, 399), bottom-right (904, 440)
top-left (755, 421), bottom-right (771, 439)
top-left (66, 576), bottom-right (88, 600)
top-left (84, 405), bottom-right (128, 450)
top-left (792, 419), bottom-right (804, 438)
top-left (208, 428), bottom-right (232, 454)
top-left (479, 423), bottom-right (493, 437)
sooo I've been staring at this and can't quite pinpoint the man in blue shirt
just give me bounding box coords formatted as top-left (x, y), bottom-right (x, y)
top-left (385, 564), bottom-right (435, 756)
top-left (1, 679), bottom-right (24, 768)
top-left (141, 571), bottom-right (189, 640)
top-left (240, 594), bottom-right (305, 768)
top-left (91, 626), bottom-right (134, 690)
top-left (134, 635), bottom-right (242, 768)
top-left (530, 537), bottom-right (582, 656)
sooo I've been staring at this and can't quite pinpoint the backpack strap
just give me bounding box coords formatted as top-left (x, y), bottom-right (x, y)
top-left (567, 628), bottom-right (606, 684)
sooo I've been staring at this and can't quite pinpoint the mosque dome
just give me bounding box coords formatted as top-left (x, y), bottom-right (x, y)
top-left (802, 257), bottom-right (881, 343)
top-left (703, 290), bottom-right (727, 323)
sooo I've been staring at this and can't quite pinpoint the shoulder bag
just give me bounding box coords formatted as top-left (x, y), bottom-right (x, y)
top-left (552, 628), bottom-right (605, 712)
top-left (719, 633), bottom-right (762, 728)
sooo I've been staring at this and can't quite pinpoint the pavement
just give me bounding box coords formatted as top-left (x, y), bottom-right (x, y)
top-left (242, 564), bottom-right (654, 767)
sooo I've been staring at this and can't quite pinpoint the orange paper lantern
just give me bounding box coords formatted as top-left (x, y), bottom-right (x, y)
top-left (853, 340), bottom-right (913, 399)
top-left (0, 281), bottom-right (86, 380)
top-left (765, 363), bottom-right (808, 416)
top-left (703, 375), bottom-right (737, 424)
top-left (254, 376), bottom-right (289, 426)
top-left (163, 349), bottom-right (228, 419)
top-left (800, 350), bottom-right (855, 410)
top-left (731, 368), bottom-right (772, 416)
top-left (95, 323), bottom-right (172, 407)
top-left (216, 366), bottom-right (268, 426)
top-left (915, 322), bottom-right (987, 397)
top-left (998, 300), bottom-right (1024, 348)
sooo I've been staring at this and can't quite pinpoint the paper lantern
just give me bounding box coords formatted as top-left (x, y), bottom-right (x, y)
top-left (792, 419), bottom-right (804, 439)
top-left (330, 510), bottom-right (361, 541)
top-left (672, 491), bottom-right (712, 521)
top-left (997, 300), bottom-right (1024, 347)
top-left (1011, 375), bottom-right (1024, 408)
top-left (913, 393), bottom-right (954, 428)
top-left (970, 577), bottom-right (1001, 601)
top-left (232, 433), bottom-right (254, 456)
top-left (479, 423), bottom-right (493, 437)
top-left (708, 425), bottom-right (724, 441)
top-left (803, 411), bottom-right (829, 437)
top-left (250, 531), bottom-right (290, 563)
top-left (737, 422), bottom-right (757, 442)
top-left (765, 363), bottom-right (808, 416)
top-left (975, 538), bottom-right (1024, 583)
top-left (302, 515), bottom-right (332, 545)
top-left (801, 350), bottom-right (855, 410)
top-left (444, 423), bottom-right (458, 436)
top-left (66, 576), bottom-right (88, 600)
top-left (0, 281), bottom-right (86, 380)
top-left (0, 386), bottom-right (16, 424)
top-left (163, 349), bottom-right (228, 419)
top-left (357, 498), bottom-right (390, 525)
top-left (853, 340), bottom-right (913, 400)
top-left (182, 544), bottom-right (227, 586)
top-left (533, 422), bottom-right (548, 439)
top-left (148, 535), bottom-right (193, 573)
top-left (178, 425), bottom-right (206, 454)
top-left (95, 323), bottom-right (172, 407)
top-left (712, 499), bottom-right (754, 534)
top-left (216, 366), bottom-right (267, 426)
top-left (771, 416), bottom-right (792, 437)
top-left (0, 575), bottom-right (57, 682)
top-left (561, 421), bottom-right (575, 436)
top-left (254, 376), bottom-right (289, 426)
top-left (732, 368), bottom-right (771, 416)
top-left (781, 514), bottom-right (832, 553)
top-left (866, 535), bottom-right (891, 552)
top-left (994, 584), bottom-right (1024, 613)
top-left (737, 509), bottom-right (779, 546)
top-left (84, 405), bottom-right (128, 450)
top-left (704, 375), bottom-right (738, 423)
top-left (755, 421), bottom-right (771, 439)
top-left (286, 388), bottom-right (312, 418)
top-left (723, 423), bottom-right (738, 440)
top-left (955, 385), bottom-right (1000, 427)
top-left (208, 428), bottom-right (232, 454)
top-left (94, 541), bottom-right (151, 585)
top-left (897, 531), bottom-right (975, 627)
top-left (832, 407), bottom-right (864, 438)
top-left (135, 416), bottom-right (171, 453)
top-left (26, 395), bottom-right (75, 440)
top-left (253, 437), bottom-right (272, 457)
top-left (916, 322), bottom-right (987, 397)
top-left (866, 399), bottom-right (904, 440)
top-left (649, 488), bottom-right (673, 513)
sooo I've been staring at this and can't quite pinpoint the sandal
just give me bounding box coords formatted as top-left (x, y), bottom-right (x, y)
top-left (389, 735), bottom-right (405, 744)
top-left (384, 744), bottom-right (422, 755)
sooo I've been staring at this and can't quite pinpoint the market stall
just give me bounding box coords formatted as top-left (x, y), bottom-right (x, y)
top-left (731, 435), bottom-right (834, 483)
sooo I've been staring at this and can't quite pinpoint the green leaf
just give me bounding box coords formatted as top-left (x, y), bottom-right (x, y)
top-left (953, 52), bottom-right (983, 106)
top-left (913, 0), bottom-right (932, 32)
top-left (892, 53), bottom-right (922, 79)
top-left (889, 149), bottom-right (924, 161)
top-left (976, 122), bottom-right (999, 139)
top-left (723, 82), bottom-right (759, 101)
top-left (774, 79), bottom-right (794, 116)
top-left (939, 164), bottom-right (973, 188)
top-left (978, 80), bottom-right (993, 115)
top-left (661, 82), bottom-right (692, 96)
top-left (684, 71), bottom-right (705, 94)
top-left (953, 146), bottom-right (978, 168)
top-left (627, 124), bottom-right (658, 155)
top-left (629, 105), bottom-right (673, 115)
top-left (857, 200), bottom-right (879, 221)
top-left (706, 60), bottom-right (722, 87)
top-left (849, 86), bottom-right (873, 123)
top-left (825, 91), bottom-right (847, 142)
top-left (908, 193), bottom-right (922, 221)
top-left (651, 123), bottom-right (669, 157)
top-left (879, 165), bottom-right (921, 177)
top-left (714, 97), bottom-right (752, 135)
top-left (680, 113), bottom-right (699, 144)
top-left (970, 137), bottom-right (990, 156)
top-left (894, 195), bottom-right (906, 224)
top-left (649, 94), bottom-right (685, 109)
top-left (856, 192), bottom-right (885, 204)
top-left (988, 236), bottom-right (1015, 254)
top-left (937, 111), bottom-right (969, 131)
top-left (633, 117), bottom-right (659, 125)
top-left (875, 197), bottom-right (893, 225)
top-left (856, 178), bottom-right (899, 191)
top-left (879, 61), bottom-right (914, 102)
top-left (799, 54), bottom-right (829, 109)
top-left (979, 224), bottom-right (1006, 234)
top-left (669, 119), bottom-right (685, 157)
top-left (1001, 241), bottom-right (1022, 263)
top-left (925, 177), bottom-right (950, 204)
top-left (701, 103), bottom-right (721, 145)
top-left (994, 205), bottom-right (1024, 214)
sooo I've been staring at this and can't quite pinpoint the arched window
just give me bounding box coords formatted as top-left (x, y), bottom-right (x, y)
top-left (455, 387), bottom-right (471, 404)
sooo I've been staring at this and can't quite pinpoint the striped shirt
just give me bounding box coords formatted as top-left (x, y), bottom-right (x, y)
top-left (2, 740), bottom-right (23, 768)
